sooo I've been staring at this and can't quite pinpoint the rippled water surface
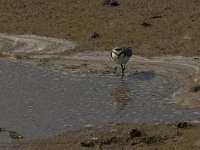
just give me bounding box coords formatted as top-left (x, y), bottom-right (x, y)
top-left (0, 59), bottom-right (200, 142)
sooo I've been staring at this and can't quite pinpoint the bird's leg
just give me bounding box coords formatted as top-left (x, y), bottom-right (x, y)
top-left (123, 64), bottom-right (126, 75)
top-left (121, 64), bottom-right (123, 78)
top-left (121, 64), bottom-right (125, 78)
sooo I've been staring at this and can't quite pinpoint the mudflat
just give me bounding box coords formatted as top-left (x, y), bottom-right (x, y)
top-left (0, 0), bottom-right (200, 56)
top-left (0, 0), bottom-right (200, 150)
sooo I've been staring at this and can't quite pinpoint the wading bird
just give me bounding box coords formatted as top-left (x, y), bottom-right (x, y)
top-left (110, 47), bottom-right (132, 78)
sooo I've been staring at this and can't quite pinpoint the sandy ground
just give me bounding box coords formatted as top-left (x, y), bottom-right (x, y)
top-left (0, 0), bottom-right (200, 149)
top-left (0, 0), bottom-right (200, 56)
top-left (2, 123), bottom-right (200, 150)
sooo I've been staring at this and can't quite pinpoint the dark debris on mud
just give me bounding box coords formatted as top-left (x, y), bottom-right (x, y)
top-left (80, 128), bottom-right (171, 148)
top-left (191, 84), bottom-right (200, 93)
top-left (176, 122), bottom-right (192, 129)
top-left (102, 0), bottom-right (120, 6)
top-left (89, 32), bottom-right (100, 39)
top-left (140, 22), bottom-right (152, 28)
top-left (0, 127), bottom-right (23, 140)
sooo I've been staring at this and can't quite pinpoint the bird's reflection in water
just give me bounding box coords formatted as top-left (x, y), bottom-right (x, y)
top-left (110, 80), bottom-right (134, 111)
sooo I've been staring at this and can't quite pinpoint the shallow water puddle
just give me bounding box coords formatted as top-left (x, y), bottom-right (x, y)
top-left (0, 33), bottom-right (199, 142)
top-left (0, 59), bottom-right (200, 142)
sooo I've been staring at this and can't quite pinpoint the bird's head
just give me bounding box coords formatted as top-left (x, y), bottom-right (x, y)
top-left (112, 47), bottom-right (124, 54)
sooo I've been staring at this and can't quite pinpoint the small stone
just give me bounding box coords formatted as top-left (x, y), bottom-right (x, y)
top-left (176, 122), bottom-right (189, 128)
top-left (140, 22), bottom-right (152, 27)
top-left (129, 128), bottom-right (142, 138)
top-left (102, 0), bottom-right (119, 6)
top-left (90, 32), bottom-right (100, 39)
top-left (110, 0), bottom-right (119, 6)
top-left (80, 141), bottom-right (94, 147)
top-left (191, 84), bottom-right (200, 93)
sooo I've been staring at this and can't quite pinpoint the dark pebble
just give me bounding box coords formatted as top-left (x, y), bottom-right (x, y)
top-left (102, 0), bottom-right (119, 6)
top-left (140, 22), bottom-right (152, 27)
top-left (90, 32), bottom-right (100, 39)
top-left (80, 141), bottom-right (95, 147)
top-left (176, 122), bottom-right (189, 128)
top-left (191, 84), bottom-right (200, 93)
top-left (129, 128), bottom-right (142, 138)
top-left (110, 0), bottom-right (119, 6)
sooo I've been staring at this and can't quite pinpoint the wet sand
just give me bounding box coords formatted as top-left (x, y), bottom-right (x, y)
top-left (0, 0), bottom-right (200, 149)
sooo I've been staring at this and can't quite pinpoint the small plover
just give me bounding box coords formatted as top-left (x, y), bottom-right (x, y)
top-left (110, 47), bottom-right (132, 78)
